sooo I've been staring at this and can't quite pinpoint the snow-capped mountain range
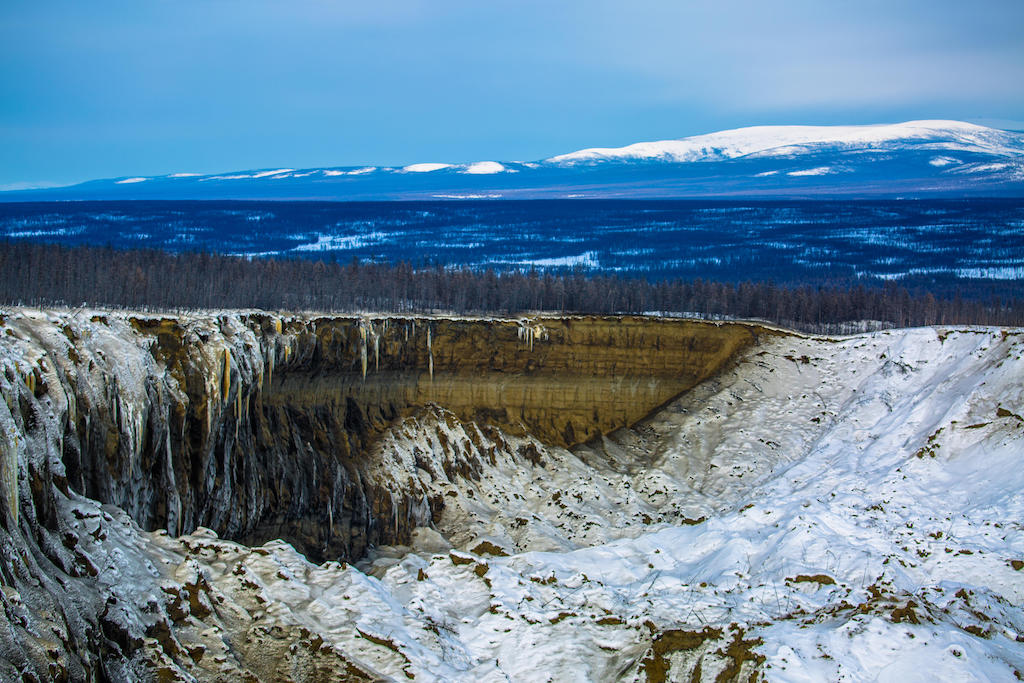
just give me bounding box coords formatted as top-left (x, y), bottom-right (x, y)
top-left (6, 120), bottom-right (1024, 200)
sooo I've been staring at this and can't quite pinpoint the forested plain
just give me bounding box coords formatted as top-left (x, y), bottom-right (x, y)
top-left (2, 242), bottom-right (1022, 332)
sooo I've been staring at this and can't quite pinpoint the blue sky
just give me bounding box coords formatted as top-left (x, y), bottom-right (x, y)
top-left (2, 0), bottom-right (1023, 188)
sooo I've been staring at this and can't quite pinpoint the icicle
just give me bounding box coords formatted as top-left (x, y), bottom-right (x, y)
top-left (221, 348), bottom-right (231, 401)
top-left (360, 324), bottom-right (368, 380)
top-left (427, 326), bottom-right (433, 382)
top-left (1, 431), bottom-right (18, 525)
top-left (274, 317), bottom-right (283, 335)
top-left (267, 345), bottom-right (274, 387)
top-left (24, 372), bottom-right (34, 394)
top-left (374, 334), bottom-right (380, 372)
top-left (235, 384), bottom-right (242, 440)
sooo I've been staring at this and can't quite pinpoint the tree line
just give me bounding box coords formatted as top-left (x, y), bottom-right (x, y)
top-left (1, 241), bottom-right (1022, 332)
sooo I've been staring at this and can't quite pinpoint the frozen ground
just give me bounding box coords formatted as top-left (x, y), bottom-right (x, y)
top-left (46, 324), bottom-right (1020, 681)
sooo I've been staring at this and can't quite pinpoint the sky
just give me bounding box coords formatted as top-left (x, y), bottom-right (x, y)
top-left (2, 0), bottom-right (1023, 189)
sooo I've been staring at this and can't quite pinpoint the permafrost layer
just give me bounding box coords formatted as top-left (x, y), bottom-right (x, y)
top-left (0, 308), bottom-right (1022, 681)
top-left (0, 310), bottom-right (759, 565)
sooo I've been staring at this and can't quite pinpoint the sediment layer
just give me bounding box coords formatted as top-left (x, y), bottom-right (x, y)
top-left (1, 309), bottom-right (764, 564)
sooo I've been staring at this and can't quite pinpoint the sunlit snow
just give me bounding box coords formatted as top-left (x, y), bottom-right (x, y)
top-left (402, 163), bottom-right (453, 173)
top-left (548, 120), bottom-right (1024, 165)
top-left (461, 161), bottom-right (507, 174)
top-left (251, 168), bottom-right (294, 178)
top-left (787, 167), bottom-right (832, 176)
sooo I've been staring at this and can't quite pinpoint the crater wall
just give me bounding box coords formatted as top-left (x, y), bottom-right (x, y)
top-left (1, 309), bottom-right (765, 564)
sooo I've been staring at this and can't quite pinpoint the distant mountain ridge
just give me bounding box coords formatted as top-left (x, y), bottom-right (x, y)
top-left (548, 120), bottom-right (1024, 164)
top-left (5, 120), bottom-right (1024, 200)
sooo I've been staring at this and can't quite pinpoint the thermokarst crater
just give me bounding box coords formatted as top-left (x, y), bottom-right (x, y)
top-left (0, 308), bottom-right (1022, 681)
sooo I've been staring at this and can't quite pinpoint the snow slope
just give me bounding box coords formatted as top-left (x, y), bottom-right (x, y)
top-left (248, 326), bottom-right (1023, 681)
top-left (1, 311), bottom-right (1021, 680)
top-left (5, 120), bottom-right (1023, 200)
top-left (43, 324), bottom-right (1024, 679)
top-left (546, 120), bottom-right (1024, 165)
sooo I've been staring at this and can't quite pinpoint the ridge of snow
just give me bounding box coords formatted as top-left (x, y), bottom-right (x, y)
top-left (71, 120), bottom-right (1024, 191)
top-left (251, 168), bottom-right (294, 178)
top-left (320, 168), bottom-right (373, 177)
top-left (401, 163), bottom-right (453, 173)
top-left (547, 120), bottom-right (1024, 165)
top-left (461, 161), bottom-right (507, 175)
top-left (787, 166), bottom-right (833, 176)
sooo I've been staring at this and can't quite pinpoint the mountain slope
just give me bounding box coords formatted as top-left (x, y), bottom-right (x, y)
top-left (548, 119), bottom-right (1024, 163)
top-left (5, 120), bottom-right (1024, 200)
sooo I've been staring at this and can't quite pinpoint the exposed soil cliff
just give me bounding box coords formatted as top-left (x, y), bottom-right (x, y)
top-left (0, 308), bottom-right (767, 680)
top-left (1, 310), bottom-right (761, 566)
top-left (2, 311), bottom-right (1022, 682)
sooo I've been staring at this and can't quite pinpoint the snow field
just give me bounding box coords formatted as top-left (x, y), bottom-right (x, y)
top-left (169, 326), bottom-right (1024, 681)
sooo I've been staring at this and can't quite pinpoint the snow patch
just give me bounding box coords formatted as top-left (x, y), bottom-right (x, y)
top-left (251, 169), bottom-right (294, 178)
top-left (788, 166), bottom-right (832, 176)
top-left (115, 177), bottom-right (147, 184)
top-left (956, 266), bottom-right (1024, 279)
top-left (323, 167), bottom-right (377, 176)
top-left (520, 252), bottom-right (599, 268)
top-left (548, 120), bottom-right (1024, 165)
top-left (965, 162), bottom-right (1011, 172)
top-left (291, 232), bottom-right (390, 252)
top-left (201, 174), bottom-right (254, 181)
top-left (432, 193), bottom-right (503, 199)
top-left (460, 161), bottom-right (506, 175)
top-left (401, 163), bottom-right (453, 173)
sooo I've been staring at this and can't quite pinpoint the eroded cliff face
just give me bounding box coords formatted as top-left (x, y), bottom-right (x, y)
top-left (0, 308), bottom-right (765, 680)
top-left (267, 315), bottom-right (758, 447)
top-left (3, 313), bottom-right (1023, 682)
top-left (0, 309), bottom-right (761, 567)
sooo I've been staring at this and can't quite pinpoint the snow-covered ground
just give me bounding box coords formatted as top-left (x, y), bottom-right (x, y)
top-left (65, 325), bottom-right (1019, 681)
top-left (3, 310), bottom-right (1021, 680)
top-left (547, 120), bottom-right (1024, 165)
